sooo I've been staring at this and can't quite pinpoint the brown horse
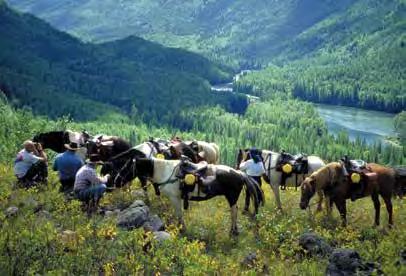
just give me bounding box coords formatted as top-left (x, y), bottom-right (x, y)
top-left (300, 162), bottom-right (398, 226)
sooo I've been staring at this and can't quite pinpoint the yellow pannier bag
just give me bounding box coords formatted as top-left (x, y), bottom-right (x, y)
top-left (156, 153), bottom-right (165, 159)
top-left (351, 173), bottom-right (361, 184)
top-left (282, 163), bottom-right (293, 174)
top-left (184, 174), bottom-right (196, 185)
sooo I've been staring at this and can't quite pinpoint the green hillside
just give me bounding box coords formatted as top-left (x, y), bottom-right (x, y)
top-left (236, 0), bottom-right (406, 113)
top-left (0, 1), bottom-right (243, 122)
top-left (6, 0), bottom-right (355, 65)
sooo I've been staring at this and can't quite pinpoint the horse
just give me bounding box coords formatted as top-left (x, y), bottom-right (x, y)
top-left (33, 130), bottom-right (89, 160)
top-left (167, 141), bottom-right (220, 164)
top-left (133, 140), bottom-right (171, 159)
top-left (237, 149), bottom-right (325, 210)
top-left (300, 162), bottom-right (398, 226)
top-left (113, 155), bottom-right (264, 235)
top-left (86, 135), bottom-right (132, 162)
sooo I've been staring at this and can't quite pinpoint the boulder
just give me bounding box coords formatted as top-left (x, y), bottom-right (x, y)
top-left (153, 231), bottom-right (171, 243)
top-left (326, 249), bottom-right (382, 276)
top-left (299, 233), bottom-right (332, 257)
top-left (5, 206), bottom-right (19, 218)
top-left (117, 200), bottom-right (149, 230)
top-left (143, 215), bottom-right (165, 232)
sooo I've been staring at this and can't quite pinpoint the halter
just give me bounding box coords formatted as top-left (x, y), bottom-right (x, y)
top-left (113, 158), bottom-right (136, 187)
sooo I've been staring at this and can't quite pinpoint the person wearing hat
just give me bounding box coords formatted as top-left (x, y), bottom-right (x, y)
top-left (53, 142), bottom-right (84, 192)
top-left (238, 148), bottom-right (266, 212)
top-left (73, 154), bottom-right (109, 210)
top-left (14, 140), bottom-right (48, 186)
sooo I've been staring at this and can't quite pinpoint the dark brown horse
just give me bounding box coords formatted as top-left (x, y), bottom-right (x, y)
top-left (300, 162), bottom-right (399, 226)
top-left (33, 130), bottom-right (85, 153)
top-left (86, 135), bottom-right (132, 162)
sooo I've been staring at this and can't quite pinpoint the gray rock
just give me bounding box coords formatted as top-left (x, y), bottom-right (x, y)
top-left (131, 189), bottom-right (147, 199)
top-left (130, 200), bottom-right (147, 208)
top-left (38, 210), bottom-right (52, 219)
top-left (299, 233), bottom-right (332, 257)
top-left (117, 200), bottom-right (149, 230)
top-left (153, 231), bottom-right (171, 243)
top-left (326, 249), bottom-right (382, 276)
top-left (5, 206), bottom-right (19, 217)
top-left (143, 215), bottom-right (165, 232)
top-left (241, 252), bottom-right (257, 267)
top-left (104, 211), bottom-right (115, 218)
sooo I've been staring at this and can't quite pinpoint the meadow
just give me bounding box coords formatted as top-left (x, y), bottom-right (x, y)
top-left (1, 164), bottom-right (405, 275)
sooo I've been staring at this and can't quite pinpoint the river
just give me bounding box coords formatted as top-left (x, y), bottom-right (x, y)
top-left (212, 73), bottom-right (397, 145)
top-left (316, 104), bottom-right (396, 145)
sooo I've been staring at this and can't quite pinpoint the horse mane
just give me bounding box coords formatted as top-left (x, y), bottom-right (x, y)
top-left (307, 162), bottom-right (342, 190)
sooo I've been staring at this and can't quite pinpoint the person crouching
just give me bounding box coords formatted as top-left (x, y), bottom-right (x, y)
top-left (73, 154), bottom-right (109, 214)
top-left (14, 140), bottom-right (48, 187)
top-left (53, 142), bottom-right (84, 193)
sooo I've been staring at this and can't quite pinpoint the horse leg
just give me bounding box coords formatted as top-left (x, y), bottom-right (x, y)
top-left (326, 197), bottom-right (333, 218)
top-left (168, 195), bottom-right (186, 232)
top-left (334, 199), bottom-right (347, 226)
top-left (230, 204), bottom-right (239, 236)
top-left (371, 193), bottom-right (380, 226)
top-left (316, 190), bottom-right (324, 212)
top-left (243, 189), bottom-right (251, 213)
top-left (269, 181), bottom-right (282, 211)
top-left (382, 196), bottom-right (393, 226)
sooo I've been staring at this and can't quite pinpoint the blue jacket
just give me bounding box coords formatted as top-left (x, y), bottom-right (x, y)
top-left (53, 151), bottom-right (84, 180)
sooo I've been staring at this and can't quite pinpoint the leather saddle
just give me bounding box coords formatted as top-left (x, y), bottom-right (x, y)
top-left (180, 160), bottom-right (208, 174)
top-left (277, 150), bottom-right (309, 174)
top-left (178, 157), bottom-right (209, 209)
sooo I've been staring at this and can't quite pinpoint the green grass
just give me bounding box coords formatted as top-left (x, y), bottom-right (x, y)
top-left (1, 165), bottom-right (405, 274)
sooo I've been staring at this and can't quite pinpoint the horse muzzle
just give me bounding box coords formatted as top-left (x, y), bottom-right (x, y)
top-left (299, 201), bottom-right (308, 210)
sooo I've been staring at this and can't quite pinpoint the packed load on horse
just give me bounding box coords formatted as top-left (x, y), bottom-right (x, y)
top-left (275, 150), bottom-right (309, 190)
top-left (339, 155), bottom-right (378, 201)
top-left (300, 161), bottom-right (401, 226)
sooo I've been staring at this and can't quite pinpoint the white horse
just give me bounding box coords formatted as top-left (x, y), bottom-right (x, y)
top-left (114, 157), bottom-right (263, 235)
top-left (238, 150), bottom-right (325, 210)
top-left (134, 140), bottom-right (169, 158)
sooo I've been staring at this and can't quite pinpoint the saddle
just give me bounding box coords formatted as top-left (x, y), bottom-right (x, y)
top-left (276, 150), bottom-right (309, 189)
top-left (340, 156), bottom-right (375, 201)
top-left (177, 157), bottom-right (209, 209)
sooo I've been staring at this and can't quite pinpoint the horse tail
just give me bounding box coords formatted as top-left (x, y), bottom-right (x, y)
top-left (242, 174), bottom-right (264, 214)
top-left (394, 166), bottom-right (406, 198)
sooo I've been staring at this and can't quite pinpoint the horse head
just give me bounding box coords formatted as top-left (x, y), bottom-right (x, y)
top-left (236, 148), bottom-right (251, 169)
top-left (300, 175), bottom-right (316, 209)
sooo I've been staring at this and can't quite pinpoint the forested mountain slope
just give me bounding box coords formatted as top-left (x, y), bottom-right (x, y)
top-left (6, 0), bottom-right (355, 65)
top-left (236, 0), bottom-right (406, 113)
top-left (0, 1), bottom-right (243, 122)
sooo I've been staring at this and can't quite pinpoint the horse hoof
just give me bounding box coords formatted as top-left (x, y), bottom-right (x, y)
top-left (230, 229), bottom-right (240, 236)
top-left (242, 209), bottom-right (250, 216)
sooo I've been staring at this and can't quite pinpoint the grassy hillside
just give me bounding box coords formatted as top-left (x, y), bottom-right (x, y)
top-left (0, 1), bottom-right (242, 122)
top-left (0, 97), bottom-right (405, 274)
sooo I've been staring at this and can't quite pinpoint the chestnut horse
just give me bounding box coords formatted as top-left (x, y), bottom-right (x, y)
top-left (300, 162), bottom-right (398, 226)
